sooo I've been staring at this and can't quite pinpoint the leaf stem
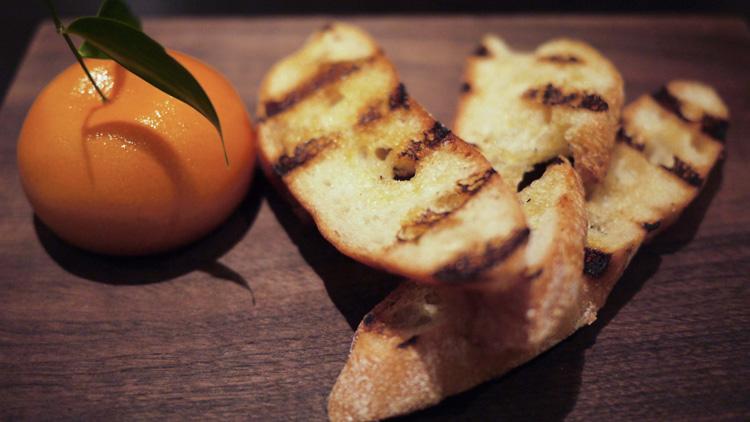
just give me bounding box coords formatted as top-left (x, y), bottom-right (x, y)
top-left (45, 0), bottom-right (109, 103)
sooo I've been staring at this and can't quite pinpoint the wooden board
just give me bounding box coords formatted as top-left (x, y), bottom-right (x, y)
top-left (1, 16), bottom-right (749, 421)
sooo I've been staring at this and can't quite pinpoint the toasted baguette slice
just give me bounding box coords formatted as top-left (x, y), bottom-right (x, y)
top-left (581, 81), bottom-right (726, 311)
top-left (257, 23), bottom-right (529, 285)
top-left (652, 80), bottom-right (729, 142)
top-left (328, 81), bottom-right (727, 421)
top-left (328, 159), bottom-right (588, 422)
top-left (454, 35), bottom-right (624, 190)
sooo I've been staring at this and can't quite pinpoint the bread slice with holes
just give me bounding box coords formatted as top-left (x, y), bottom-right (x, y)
top-left (453, 35), bottom-right (624, 191)
top-left (328, 158), bottom-right (589, 422)
top-left (257, 23), bottom-right (529, 285)
top-left (328, 80), bottom-right (728, 421)
top-left (581, 80), bottom-right (726, 312)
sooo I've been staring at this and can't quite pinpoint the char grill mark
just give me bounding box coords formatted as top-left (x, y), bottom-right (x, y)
top-left (397, 335), bottom-right (419, 349)
top-left (272, 137), bottom-right (333, 177)
top-left (359, 103), bottom-right (383, 125)
top-left (700, 115), bottom-right (729, 142)
top-left (362, 312), bottom-right (376, 327)
top-left (460, 82), bottom-right (472, 93)
top-left (433, 228), bottom-right (530, 283)
top-left (397, 209), bottom-right (453, 242)
top-left (457, 169), bottom-right (497, 195)
top-left (540, 55), bottom-right (582, 64)
top-left (516, 156), bottom-right (568, 192)
top-left (652, 86), bottom-right (681, 118)
top-left (524, 84), bottom-right (609, 112)
top-left (398, 122), bottom-right (453, 162)
top-left (652, 86), bottom-right (729, 142)
top-left (525, 269), bottom-right (544, 281)
top-left (616, 127), bottom-right (645, 152)
top-left (397, 169), bottom-right (498, 242)
top-left (583, 247), bottom-right (611, 278)
top-left (360, 311), bottom-right (385, 334)
top-left (264, 61), bottom-right (362, 118)
top-left (661, 157), bottom-right (704, 187)
top-left (642, 221), bottom-right (661, 232)
top-left (388, 83), bottom-right (410, 110)
top-left (423, 121), bottom-right (452, 147)
top-left (579, 94), bottom-right (610, 112)
top-left (360, 83), bottom-right (411, 126)
top-left (398, 143), bottom-right (424, 163)
top-left (474, 44), bottom-right (490, 57)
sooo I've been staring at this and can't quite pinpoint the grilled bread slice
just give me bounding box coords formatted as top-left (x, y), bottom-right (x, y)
top-left (328, 81), bottom-right (727, 421)
top-left (453, 35), bottom-right (624, 191)
top-left (582, 81), bottom-right (726, 311)
top-left (257, 23), bottom-right (529, 285)
top-left (328, 159), bottom-right (588, 422)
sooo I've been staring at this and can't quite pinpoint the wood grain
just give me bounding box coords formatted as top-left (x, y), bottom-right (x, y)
top-left (1, 16), bottom-right (749, 421)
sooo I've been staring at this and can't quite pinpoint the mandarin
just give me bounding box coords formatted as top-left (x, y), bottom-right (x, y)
top-left (18, 51), bottom-right (256, 255)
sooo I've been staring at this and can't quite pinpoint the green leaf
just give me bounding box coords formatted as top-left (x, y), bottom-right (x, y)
top-left (78, 0), bottom-right (142, 60)
top-left (97, 0), bottom-right (141, 29)
top-left (64, 16), bottom-right (228, 165)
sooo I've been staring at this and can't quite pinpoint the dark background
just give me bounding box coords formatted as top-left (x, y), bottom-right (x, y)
top-left (1, 0), bottom-right (749, 105)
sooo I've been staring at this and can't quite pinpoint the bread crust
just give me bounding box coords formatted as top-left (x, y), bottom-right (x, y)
top-left (257, 23), bottom-right (529, 285)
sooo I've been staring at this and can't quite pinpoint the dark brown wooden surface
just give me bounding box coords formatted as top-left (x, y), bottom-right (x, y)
top-left (1, 16), bottom-right (749, 421)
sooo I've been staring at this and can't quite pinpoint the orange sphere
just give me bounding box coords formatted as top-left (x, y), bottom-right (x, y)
top-left (17, 51), bottom-right (256, 255)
